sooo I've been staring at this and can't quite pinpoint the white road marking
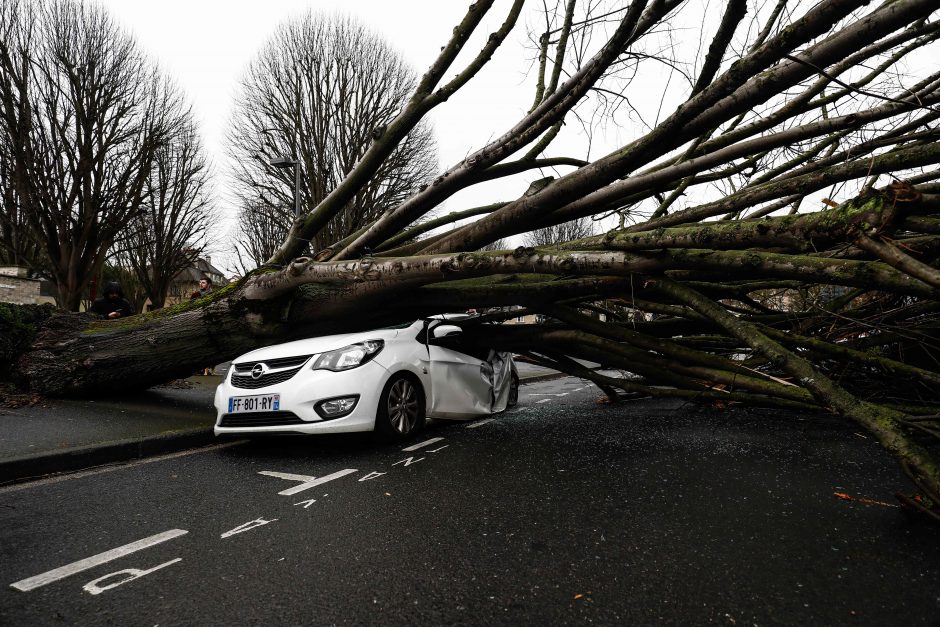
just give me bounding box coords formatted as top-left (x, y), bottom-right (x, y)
top-left (358, 471), bottom-right (386, 482)
top-left (221, 517), bottom-right (277, 539)
top-left (537, 399), bottom-right (552, 404)
top-left (465, 419), bottom-right (494, 429)
top-left (402, 437), bottom-right (445, 452)
top-left (258, 468), bottom-right (357, 496)
top-left (392, 456), bottom-right (424, 467)
top-left (259, 471), bottom-right (316, 482)
top-left (10, 529), bottom-right (188, 592)
top-left (528, 393), bottom-right (569, 397)
top-left (82, 558), bottom-right (182, 595)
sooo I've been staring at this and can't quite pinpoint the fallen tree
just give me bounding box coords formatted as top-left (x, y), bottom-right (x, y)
top-left (2, 0), bottom-right (940, 520)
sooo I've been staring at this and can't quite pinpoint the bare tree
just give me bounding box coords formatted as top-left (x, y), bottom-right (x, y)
top-left (523, 217), bottom-right (594, 247)
top-left (233, 197), bottom-right (290, 275)
top-left (112, 122), bottom-right (215, 310)
top-left (227, 11), bottom-right (437, 269)
top-left (0, 0), bottom-right (184, 310)
top-left (6, 1), bottom-right (940, 520)
top-left (479, 238), bottom-right (510, 251)
top-left (0, 0), bottom-right (43, 274)
top-left (0, 156), bottom-right (44, 271)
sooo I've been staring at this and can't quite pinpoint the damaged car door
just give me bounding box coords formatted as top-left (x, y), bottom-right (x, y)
top-left (425, 322), bottom-right (496, 418)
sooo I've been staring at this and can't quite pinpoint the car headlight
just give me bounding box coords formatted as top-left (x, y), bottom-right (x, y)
top-left (312, 340), bottom-right (384, 372)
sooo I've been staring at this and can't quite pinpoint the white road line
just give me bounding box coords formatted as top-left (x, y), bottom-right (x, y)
top-left (10, 529), bottom-right (188, 592)
top-left (527, 393), bottom-right (569, 397)
top-left (402, 437), bottom-right (445, 452)
top-left (537, 399), bottom-right (552, 404)
top-left (465, 418), bottom-right (494, 429)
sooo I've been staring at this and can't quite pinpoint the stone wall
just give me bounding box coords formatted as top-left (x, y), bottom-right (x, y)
top-left (0, 274), bottom-right (42, 305)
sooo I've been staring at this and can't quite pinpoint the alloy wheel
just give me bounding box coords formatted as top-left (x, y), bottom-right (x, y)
top-left (387, 378), bottom-right (419, 434)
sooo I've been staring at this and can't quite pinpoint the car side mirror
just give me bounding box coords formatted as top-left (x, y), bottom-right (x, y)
top-left (432, 324), bottom-right (463, 339)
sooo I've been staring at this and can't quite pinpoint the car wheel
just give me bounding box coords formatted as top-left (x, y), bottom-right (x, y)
top-left (507, 374), bottom-right (519, 408)
top-left (376, 374), bottom-right (425, 441)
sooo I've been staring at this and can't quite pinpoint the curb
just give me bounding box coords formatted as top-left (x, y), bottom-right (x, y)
top-left (0, 428), bottom-right (215, 485)
top-left (0, 375), bottom-right (569, 485)
top-left (519, 372), bottom-right (568, 385)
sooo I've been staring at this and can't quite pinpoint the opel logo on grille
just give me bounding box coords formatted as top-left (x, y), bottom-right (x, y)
top-left (251, 363), bottom-right (267, 380)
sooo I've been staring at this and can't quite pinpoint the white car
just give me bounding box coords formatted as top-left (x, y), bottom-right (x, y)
top-left (213, 316), bottom-right (518, 440)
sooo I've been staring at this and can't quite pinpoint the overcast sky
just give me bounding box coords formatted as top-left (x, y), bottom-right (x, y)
top-left (98, 1), bottom-right (538, 158)
top-left (76, 1), bottom-right (937, 274)
top-left (96, 0), bottom-right (563, 271)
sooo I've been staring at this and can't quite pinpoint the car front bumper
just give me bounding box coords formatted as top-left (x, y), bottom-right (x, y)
top-left (213, 359), bottom-right (390, 436)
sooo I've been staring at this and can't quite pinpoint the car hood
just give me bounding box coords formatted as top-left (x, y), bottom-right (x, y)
top-left (233, 328), bottom-right (403, 364)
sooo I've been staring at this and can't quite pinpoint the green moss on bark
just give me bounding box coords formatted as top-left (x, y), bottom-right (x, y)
top-left (0, 303), bottom-right (57, 379)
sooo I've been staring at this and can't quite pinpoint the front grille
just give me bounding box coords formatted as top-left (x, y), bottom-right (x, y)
top-left (230, 354), bottom-right (312, 389)
top-left (218, 411), bottom-right (306, 427)
top-left (234, 355), bottom-right (312, 370)
top-left (231, 369), bottom-right (300, 389)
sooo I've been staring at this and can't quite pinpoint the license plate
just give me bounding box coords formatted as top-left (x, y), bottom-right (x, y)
top-left (228, 394), bottom-right (280, 413)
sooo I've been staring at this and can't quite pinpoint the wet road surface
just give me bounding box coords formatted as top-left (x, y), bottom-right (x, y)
top-left (1, 376), bottom-right (938, 625)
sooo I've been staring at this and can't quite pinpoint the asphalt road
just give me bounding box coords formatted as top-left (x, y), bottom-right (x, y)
top-left (1, 376), bottom-right (938, 626)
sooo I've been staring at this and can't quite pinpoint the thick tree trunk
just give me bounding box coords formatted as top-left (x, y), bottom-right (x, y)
top-left (6, 280), bottom-right (296, 393)
top-left (14, 299), bottom-right (271, 394)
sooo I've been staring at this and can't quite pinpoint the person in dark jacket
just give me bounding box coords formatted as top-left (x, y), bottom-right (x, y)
top-left (89, 282), bottom-right (133, 319)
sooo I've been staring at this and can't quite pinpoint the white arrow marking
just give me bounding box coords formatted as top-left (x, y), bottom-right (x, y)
top-left (258, 471), bottom-right (316, 482)
top-left (258, 468), bottom-right (358, 496)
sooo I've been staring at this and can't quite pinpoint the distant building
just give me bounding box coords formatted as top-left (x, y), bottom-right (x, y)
top-left (497, 306), bottom-right (540, 325)
top-left (0, 266), bottom-right (56, 306)
top-left (165, 256), bottom-right (228, 306)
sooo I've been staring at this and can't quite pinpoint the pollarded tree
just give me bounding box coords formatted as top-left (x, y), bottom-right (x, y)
top-left (524, 217), bottom-right (594, 247)
top-left (5, 1), bottom-right (940, 520)
top-left (0, 0), bottom-right (186, 310)
top-left (0, 156), bottom-right (44, 271)
top-left (112, 121), bottom-right (216, 310)
top-left (233, 197), bottom-right (288, 275)
top-left (228, 11), bottom-right (438, 268)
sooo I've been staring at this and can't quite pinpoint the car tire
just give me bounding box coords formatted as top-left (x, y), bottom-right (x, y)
top-left (375, 373), bottom-right (425, 441)
top-left (507, 373), bottom-right (519, 408)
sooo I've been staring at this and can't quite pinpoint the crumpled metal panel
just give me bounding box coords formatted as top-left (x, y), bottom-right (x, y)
top-left (431, 362), bottom-right (493, 416)
top-left (429, 345), bottom-right (493, 417)
top-left (426, 332), bottom-right (516, 418)
top-left (487, 351), bottom-right (513, 413)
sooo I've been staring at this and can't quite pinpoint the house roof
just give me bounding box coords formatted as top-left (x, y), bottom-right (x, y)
top-left (175, 257), bottom-right (227, 284)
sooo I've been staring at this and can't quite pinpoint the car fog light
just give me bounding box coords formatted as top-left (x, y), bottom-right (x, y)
top-left (315, 395), bottom-right (360, 419)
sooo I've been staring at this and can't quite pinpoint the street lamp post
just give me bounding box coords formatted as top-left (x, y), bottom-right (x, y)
top-left (269, 156), bottom-right (301, 218)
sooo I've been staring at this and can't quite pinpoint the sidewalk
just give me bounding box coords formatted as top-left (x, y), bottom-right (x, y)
top-left (0, 363), bottom-right (562, 484)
